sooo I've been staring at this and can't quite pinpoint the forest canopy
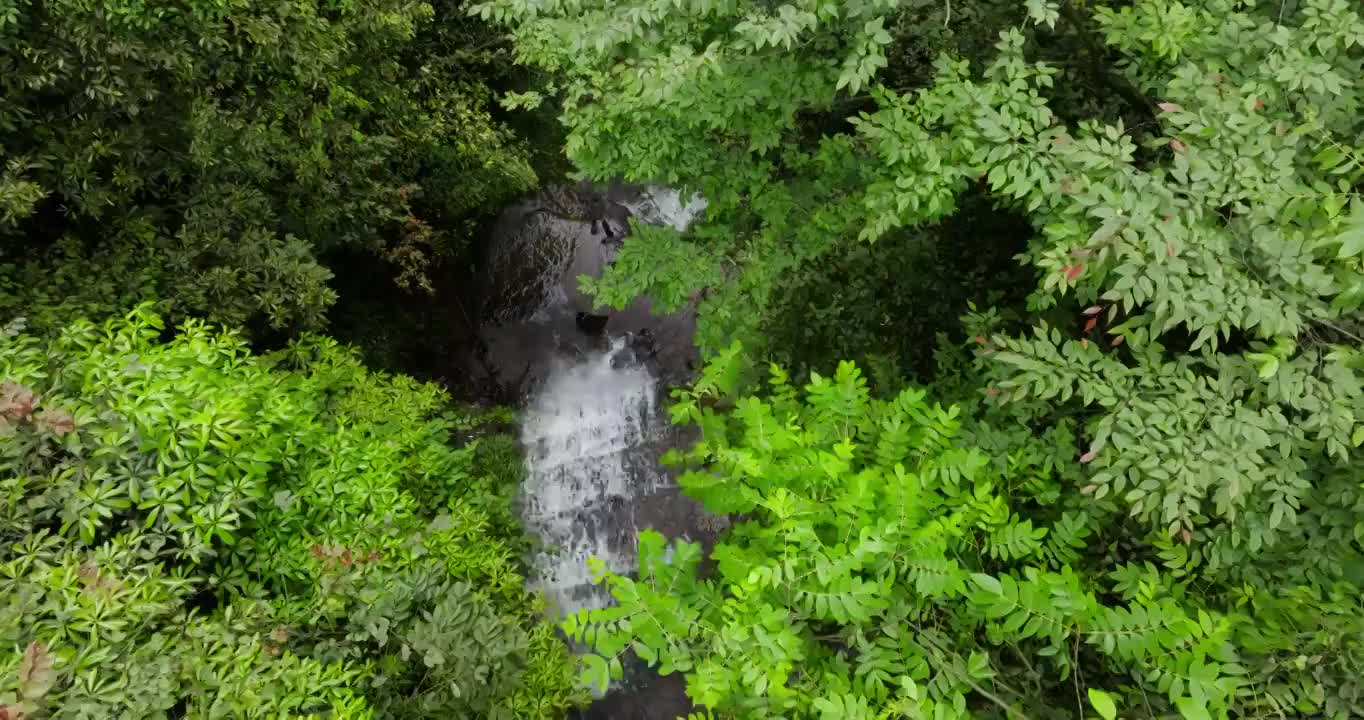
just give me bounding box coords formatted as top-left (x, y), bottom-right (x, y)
top-left (476, 0), bottom-right (1364, 718)
top-left (0, 0), bottom-right (537, 332)
top-left (4, 0), bottom-right (1364, 719)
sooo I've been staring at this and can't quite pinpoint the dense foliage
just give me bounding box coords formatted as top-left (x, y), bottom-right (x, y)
top-left (572, 350), bottom-right (1362, 718)
top-left (4, 0), bottom-right (1364, 717)
top-left (0, 0), bottom-right (537, 332)
top-left (480, 0), bottom-right (1364, 717)
top-left (0, 308), bottom-right (581, 718)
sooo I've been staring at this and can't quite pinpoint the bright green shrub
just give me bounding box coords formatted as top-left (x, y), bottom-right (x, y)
top-left (0, 307), bottom-right (581, 718)
top-left (569, 350), bottom-right (1364, 719)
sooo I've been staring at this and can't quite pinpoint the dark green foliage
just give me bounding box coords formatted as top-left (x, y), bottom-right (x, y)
top-left (763, 197), bottom-right (1033, 385)
top-left (0, 307), bottom-right (581, 718)
top-left (0, 0), bottom-right (536, 331)
top-left (3, 0), bottom-right (1362, 717)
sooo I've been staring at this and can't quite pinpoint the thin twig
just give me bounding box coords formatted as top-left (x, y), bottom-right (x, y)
top-left (1313, 318), bottom-right (1364, 344)
top-left (917, 632), bottom-right (1032, 720)
top-left (1072, 635), bottom-right (1084, 719)
top-left (1136, 677), bottom-right (1157, 719)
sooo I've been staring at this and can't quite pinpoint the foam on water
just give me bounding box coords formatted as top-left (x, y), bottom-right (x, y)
top-left (620, 186), bottom-right (707, 232)
top-left (486, 184), bottom-right (708, 618)
top-left (519, 339), bottom-right (666, 612)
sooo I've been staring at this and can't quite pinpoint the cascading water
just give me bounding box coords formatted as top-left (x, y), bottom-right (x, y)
top-left (478, 183), bottom-right (717, 717)
top-left (620, 188), bottom-right (708, 231)
top-left (519, 338), bottom-right (666, 612)
top-left (479, 184), bottom-right (714, 610)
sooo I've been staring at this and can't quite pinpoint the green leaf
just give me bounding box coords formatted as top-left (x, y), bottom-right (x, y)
top-left (1175, 697), bottom-right (1211, 720)
top-left (1336, 199), bottom-right (1364, 258)
top-left (1088, 688), bottom-right (1118, 720)
top-left (1089, 216), bottom-right (1128, 245)
top-left (1246, 352), bottom-right (1279, 379)
top-left (971, 573), bottom-right (1003, 595)
top-left (580, 654), bottom-right (611, 694)
top-left (1338, 225), bottom-right (1364, 258)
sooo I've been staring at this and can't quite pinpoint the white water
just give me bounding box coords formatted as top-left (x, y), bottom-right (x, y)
top-left (620, 186), bottom-right (708, 232)
top-left (505, 184), bottom-right (706, 617)
top-left (520, 340), bottom-right (666, 612)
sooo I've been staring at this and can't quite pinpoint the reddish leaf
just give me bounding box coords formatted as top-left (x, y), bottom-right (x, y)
top-left (1080, 449), bottom-right (1098, 464)
top-left (973, 336), bottom-right (986, 345)
top-left (1082, 305), bottom-right (1102, 316)
top-left (1083, 317), bottom-right (1098, 333)
top-left (18, 642), bottom-right (54, 701)
top-left (1064, 265), bottom-right (1084, 282)
top-left (984, 388), bottom-right (1001, 397)
top-left (34, 408), bottom-right (75, 435)
top-left (1180, 528), bottom-right (1193, 544)
top-left (77, 562), bottom-right (100, 591)
top-left (1169, 138), bottom-right (1187, 153)
top-left (1157, 102), bottom-right (1183, 113)
top-left (1110, 335), bottom-right (1126, 347)
top-left (0, 704), bottom-right (23, 720)
top-left (0, 383), bottom-right (37, 422)
top-left (1254, 99), bottom-right (1264, 109)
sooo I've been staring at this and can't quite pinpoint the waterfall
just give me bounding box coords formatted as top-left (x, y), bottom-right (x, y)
top-left (519, 339), bottom-right (667, 612)
top-left (480, 183), bottom-right (711, 623)
top-left (619, 187), bottom-right (708, 232)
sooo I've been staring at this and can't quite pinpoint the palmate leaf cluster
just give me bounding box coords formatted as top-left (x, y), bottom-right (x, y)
top-left (0, 307), bottom-right (581, 718)
top-left (479, 0), bottom-right (1364, 718)
top-left (0, 0), bottom-right (537, 332)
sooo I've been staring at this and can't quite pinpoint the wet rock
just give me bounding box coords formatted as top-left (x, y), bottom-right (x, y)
top-left (618, 186), bottom-right (707, 231)
top-left (476, 182), bottom-right (718, 716)
top-left (480, 208), bottom-right (579, 326)
top-left (630, 328), bottom-right (657, 358)
top-left (575, 312), bottom-right (609, 335)
top-left (573, 674), bottom-right (691, 720)
top-left (477, 185), bottom-right (702, 392)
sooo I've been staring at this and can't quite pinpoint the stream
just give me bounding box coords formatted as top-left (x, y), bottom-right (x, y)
top-left (477, 185), bottom-right (722, 718)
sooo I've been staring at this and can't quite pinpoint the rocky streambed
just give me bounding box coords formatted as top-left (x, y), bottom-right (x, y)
top-left (475, 184), bottom-right (723, 718)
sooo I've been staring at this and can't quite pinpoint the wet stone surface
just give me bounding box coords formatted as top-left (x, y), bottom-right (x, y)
top-left (478, 183), bottom-right (703, 392)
